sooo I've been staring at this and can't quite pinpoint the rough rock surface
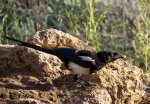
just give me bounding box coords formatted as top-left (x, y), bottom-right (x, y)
top-left (0, 29), bottom-right (145, 104)
top-left (29, 28), bottom-right (95, 51)
top-left (0, 45), bottom-right (61, 104)
top-left (140, 76), bottom-right (150, 104)
top-left (87, 59), bottom-right (145, 104)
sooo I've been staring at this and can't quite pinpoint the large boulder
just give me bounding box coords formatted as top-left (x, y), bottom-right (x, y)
top-left (29, 28), bottom-right (95, 51)
top-left (0, 29), bottom-right (145, 104)
top-left (0, 45), bottom-right (61, 104)
top-left (88, 59), bottom-right (145, 104)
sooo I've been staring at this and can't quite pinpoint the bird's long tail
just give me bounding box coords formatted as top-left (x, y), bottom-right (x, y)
top-left (4, 36), bottom-right (55, 54)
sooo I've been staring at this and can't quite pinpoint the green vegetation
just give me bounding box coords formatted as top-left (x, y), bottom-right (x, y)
top-left (0, 0), bottom-right (149, 73)
top-left (132, 0), bottom-right (150, 73)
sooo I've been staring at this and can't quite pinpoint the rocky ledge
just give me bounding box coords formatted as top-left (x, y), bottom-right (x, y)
top-left (0, 29), bottom-right (146, 104)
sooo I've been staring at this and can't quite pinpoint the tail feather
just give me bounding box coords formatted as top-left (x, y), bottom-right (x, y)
top-left (5, 36), bottom-right (54, 54)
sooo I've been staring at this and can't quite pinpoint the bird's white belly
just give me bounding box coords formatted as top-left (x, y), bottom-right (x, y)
top-left (68, 62), bottom-right (90, 75)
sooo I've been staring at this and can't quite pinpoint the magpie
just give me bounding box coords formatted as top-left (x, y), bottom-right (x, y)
top-left (4, 36), bottom-right (125, 87)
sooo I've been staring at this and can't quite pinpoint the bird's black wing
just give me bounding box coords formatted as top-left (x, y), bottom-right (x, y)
top-left (51, 48), bottom-right (77, 62)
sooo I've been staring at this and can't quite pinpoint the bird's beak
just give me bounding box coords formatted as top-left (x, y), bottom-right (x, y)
top-left (113, 54), bottom-right (126, 59)
top-left (119, 54), bottom-right (126, 59)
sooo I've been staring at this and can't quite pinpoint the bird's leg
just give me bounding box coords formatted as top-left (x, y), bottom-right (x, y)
top-left (73, 74), bottom-right (87, 90)
top-left (74, 74), bottom-right (91, 86)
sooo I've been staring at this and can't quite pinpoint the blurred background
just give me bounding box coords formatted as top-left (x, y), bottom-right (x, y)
top-left (0, 0), bottom-right (149, 74)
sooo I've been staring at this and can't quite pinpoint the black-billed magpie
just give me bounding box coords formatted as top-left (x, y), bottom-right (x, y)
top-left (5, 36), bottom-right (125, 74)
top-left (4, 36), bottom-right (125, 87)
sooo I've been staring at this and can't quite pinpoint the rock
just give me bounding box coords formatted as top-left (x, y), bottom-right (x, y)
top-left (140, 75), bottom-right (150, 104)
top-left (0, 45), bottom-right (63, 79)
top-left (140, 94), bottom-right (150, 104)
top-left (56, 85), bottom-right (112, 104)
top-left (0, 45), bottom-right (60, 104)
top-left (86, 59), bottom-right (145, 104)
top-left (0, 29), bottom-right (145, 104)
top-left (7, 98), bottom-right (53, 104)
top-left (29, 28), bottom-right (95, 51)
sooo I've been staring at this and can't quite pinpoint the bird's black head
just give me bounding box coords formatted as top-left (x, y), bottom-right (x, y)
top-left (97, 51), bottom-right (125, 64)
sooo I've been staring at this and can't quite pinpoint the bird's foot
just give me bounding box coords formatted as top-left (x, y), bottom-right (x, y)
top-left (84, 81), bottom-right (96, 87)
top-left (74, 74), bottom-right (96, 90)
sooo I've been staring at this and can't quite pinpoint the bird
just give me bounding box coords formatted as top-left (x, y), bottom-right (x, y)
top-left (4, 36), bottom-right (125, 87)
